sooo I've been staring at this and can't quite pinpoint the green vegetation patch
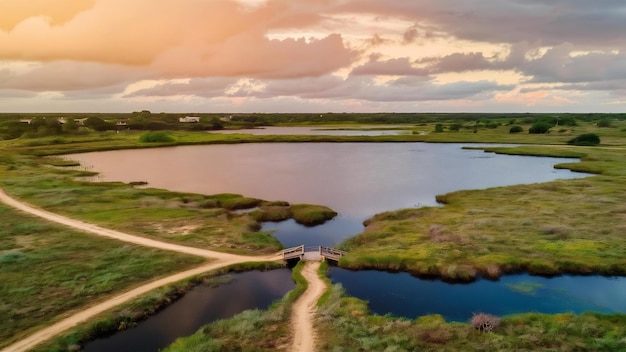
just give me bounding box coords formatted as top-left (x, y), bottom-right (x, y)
top-left (139, 131), bottom-right (176, 143)
top-left (0, 204), bottom-right (203, 349)
top-left (162, 262), bottom-right (307, 352)
top-left (316, 284), bottom-right (626, 351)
top-left (290, 204), bottom-right (338, 226)
top-left (32, 262), bottom-right (286, 352)
top-left (341, 145), bottom-right (626, 281)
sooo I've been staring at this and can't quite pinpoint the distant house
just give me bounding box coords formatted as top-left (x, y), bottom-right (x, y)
top-left (179, 116), bottom-right (200, 123)
top-left (116, 121), bottom-right (127, 126)
top-left (19, 119), bottom-right (32, 124)
top-left (57, 117), bottom-right (67, 124)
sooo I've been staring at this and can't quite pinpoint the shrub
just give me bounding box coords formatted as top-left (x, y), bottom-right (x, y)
top-left (597, 119), bottom-right (612, 127)
top-left (434, 124), bottom-right (444, 133)
top-left (568, 133), bottom-right (600, 146)
top-left (138, 132), bottom-right (175, 143)
top-left (509, 125), bottom-right (523, 134)
top-left (529, 122), bottom-right (552, 134)
top-left (470, 313), bottom-right (500, 332)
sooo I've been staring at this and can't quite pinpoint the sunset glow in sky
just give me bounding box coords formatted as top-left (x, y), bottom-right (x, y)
top-left (2, 0), bottom-right (626, 113)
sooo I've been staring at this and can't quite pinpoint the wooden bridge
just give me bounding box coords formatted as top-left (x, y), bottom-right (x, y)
top-left (281, 245), bottom-right (347, 262)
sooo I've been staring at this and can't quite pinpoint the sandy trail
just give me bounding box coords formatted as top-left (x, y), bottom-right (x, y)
top-left (0, 188), bottom-right (282, 352)
top-left (0, 188), bottom-right (281, 262)
top-left (291, 261), bottom-right (326, 352)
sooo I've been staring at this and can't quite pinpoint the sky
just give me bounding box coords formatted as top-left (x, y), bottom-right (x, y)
top-left (1, 0), bottom-right (626, 113)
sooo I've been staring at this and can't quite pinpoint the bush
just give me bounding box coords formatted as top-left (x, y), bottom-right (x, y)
top-left (529, 122), bottom-right (552, 134)
top-left (597, 119), bottom-right (612, 127)
top-left (509, 125), bottom-right (523, 134)
top-left (470, 313), bottom-right (500, 333)
top-left (434, 124), bottom-right (444, 133)
top-left (568, 133), bottom-right (600, 146)
top-left (138, 132), bottom-right (175, 143)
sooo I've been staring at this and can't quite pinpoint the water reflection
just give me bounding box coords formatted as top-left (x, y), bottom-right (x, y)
top-left (66, 143), bottom-right (587, 248)
top-left (83, 270), bottom-right (294, 352)
top-left (330, 268), bottom-right (626, 321)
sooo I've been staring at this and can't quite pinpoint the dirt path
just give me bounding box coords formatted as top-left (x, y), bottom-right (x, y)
top-left (0, 188), bottom-right (280, 262)
top-left (291, 261), bottom-right (326, 352)
top-left (0, 188), bottom-right (283, 352)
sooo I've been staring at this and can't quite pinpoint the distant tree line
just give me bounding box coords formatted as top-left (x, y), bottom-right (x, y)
top-left (1, 112), bottom-right (625, 140)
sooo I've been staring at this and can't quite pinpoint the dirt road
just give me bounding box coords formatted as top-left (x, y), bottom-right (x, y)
top-left (0, 188), bottom-right (280, 262)
top-left (291, 261), bottom-right (326, 352)
top-left (0, 188), bottom-right (283, 352)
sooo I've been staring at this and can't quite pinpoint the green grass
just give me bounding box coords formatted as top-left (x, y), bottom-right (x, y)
top-left (162, 261), bottom-right (307, 352)
top-left (290, 204), bottom-right (338, 226)
top-left (0, 154), bottom-right (287, 254)
top-left (0, 203), bottom-right (203, 349)
top-left (316, 284), bottom-right (626, 351)
top-left (341, 145), bottom-right (626, 280)
top-left (31, 262), bottom-right (286, 352)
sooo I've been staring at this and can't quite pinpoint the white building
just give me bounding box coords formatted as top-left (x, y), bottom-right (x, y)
top-left (179, 116), bottom-right (201, 123)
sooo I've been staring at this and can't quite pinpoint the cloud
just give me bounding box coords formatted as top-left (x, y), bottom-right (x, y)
top-left (0, 0), bottom-right (355, 78)
top-left (0, 0), bottom-right (95, 31)
top-left (0, 61), bottom-right (147, 91)
top-left (350, 55), bottom-right (428, 76)
top-left (125, 78), bottom-right (239, 98)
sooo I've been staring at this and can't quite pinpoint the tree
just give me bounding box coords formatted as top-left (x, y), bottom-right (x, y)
top-left (568, 133), bottom-right (600, 146)
top-left (84, 116), bottom-right (113, 131)
top-left (529, 122), bottom-right (552, 134)
top-left (509, 125), bottom-right (523, 134)
top-left (434, 124), bottom-right (444, 132)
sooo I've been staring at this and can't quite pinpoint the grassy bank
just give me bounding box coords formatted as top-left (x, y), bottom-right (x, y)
top-left (316, 284), bottom-right (626, 351)
top-left (0, 203), bottom-right (203, 349)
top-left (340, 145), bottom-right (626, 280)
top-left (162, 261), bottom-right (307, 352)
top-left (31, 262), bottom-right (286, 352)
top-left (0, 152), bottom-right (340, 255)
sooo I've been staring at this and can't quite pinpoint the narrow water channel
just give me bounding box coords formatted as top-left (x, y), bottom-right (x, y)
top-left (330, 268), bottom-right (626, 321)
top-left (83, 269), bottom-right (294, 352)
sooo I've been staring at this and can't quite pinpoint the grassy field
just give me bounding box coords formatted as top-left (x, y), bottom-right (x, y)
top-left (0, 203), bottom-right (203, 349)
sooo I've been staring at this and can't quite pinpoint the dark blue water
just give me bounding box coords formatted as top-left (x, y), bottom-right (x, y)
top-left (330, 268), bottom-right (626, 321)
top-left (83, 269), bottom-right (294, 352)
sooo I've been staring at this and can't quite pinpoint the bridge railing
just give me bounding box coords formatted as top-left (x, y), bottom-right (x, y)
top-left (319, 246), bottom-right (347, 261)
top-left (281, 245), bottom-right (305, 260)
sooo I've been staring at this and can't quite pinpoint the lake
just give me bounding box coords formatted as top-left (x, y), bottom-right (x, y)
top-left (66, 142), bottom-right (587, 248)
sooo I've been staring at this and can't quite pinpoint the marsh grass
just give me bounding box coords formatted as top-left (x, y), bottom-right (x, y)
top-left (290, 204), bottom-right (338, 226)
top-left (32, 262), bottom-right (286, 352)
top-left (0, 203), bottom-right (203, 349)
top-left (316, 284), bottom-right (626, 351)
top-left (341, 145), bottom-right (626, 281)
top-left (162, 262), bottom-right (306, 352)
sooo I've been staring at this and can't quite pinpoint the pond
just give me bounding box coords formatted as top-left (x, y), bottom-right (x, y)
top-left (83, 269), bottom-right (294, 352)
top-left (330, 268), bottom-right (626, 321)
top-left (66, 142), bottom-right (587, 248)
